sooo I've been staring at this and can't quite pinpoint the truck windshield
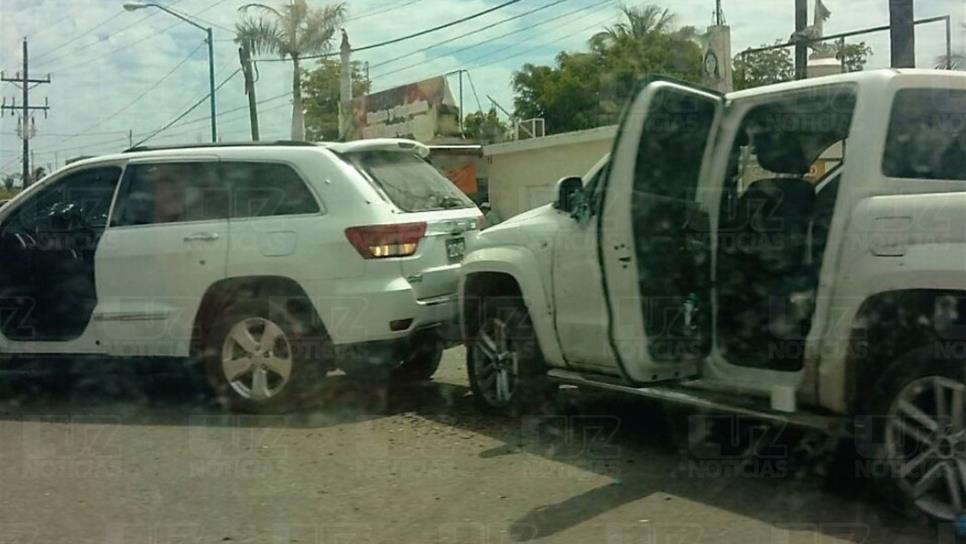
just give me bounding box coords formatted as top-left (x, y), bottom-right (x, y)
top-left (342, 151), bottom-right (475, 212)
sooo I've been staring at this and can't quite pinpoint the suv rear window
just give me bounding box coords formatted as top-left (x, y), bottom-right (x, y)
top-left (883, 88), bottom-right (966, 180)
top-left (342, 151), bottom-right (474, 212)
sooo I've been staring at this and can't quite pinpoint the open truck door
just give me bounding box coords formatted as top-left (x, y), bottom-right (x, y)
top-left (600, 80), bottom-right (723, 384)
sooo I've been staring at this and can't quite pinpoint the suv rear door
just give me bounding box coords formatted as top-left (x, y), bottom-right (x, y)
top-left (600, 80), bottom-right (722, 384)
top-left (340, 150), bottom-right (480, 301)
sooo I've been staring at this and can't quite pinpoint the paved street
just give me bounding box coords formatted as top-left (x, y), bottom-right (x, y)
top-left (0, 350), bottom-right (947, 543)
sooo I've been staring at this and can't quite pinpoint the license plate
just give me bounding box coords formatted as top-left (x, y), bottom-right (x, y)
top-left (446, 237), bottom-right (466, 262)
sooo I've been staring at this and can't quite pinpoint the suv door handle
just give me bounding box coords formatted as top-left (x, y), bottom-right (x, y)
top-left (184, 232), bottom-right (220, 242)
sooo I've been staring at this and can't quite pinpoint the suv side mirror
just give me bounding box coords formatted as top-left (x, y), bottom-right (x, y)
top-left (554, 176), bottom-right (584, 214)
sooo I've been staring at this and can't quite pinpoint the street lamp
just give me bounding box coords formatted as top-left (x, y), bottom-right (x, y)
top-left (123, 2), bottom-right (217, 142)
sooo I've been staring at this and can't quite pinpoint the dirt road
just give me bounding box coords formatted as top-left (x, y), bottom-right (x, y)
top-left (0, 350), bottom-right (948, 543)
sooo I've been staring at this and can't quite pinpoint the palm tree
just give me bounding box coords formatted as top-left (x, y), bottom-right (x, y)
top-left (590, 4), bottom-right (676, 51)
top-left (236, 0), bottom-right (346, 140)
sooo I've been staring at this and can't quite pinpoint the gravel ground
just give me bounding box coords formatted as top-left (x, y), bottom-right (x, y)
top-left (0, 349), bottom-right (950, 543)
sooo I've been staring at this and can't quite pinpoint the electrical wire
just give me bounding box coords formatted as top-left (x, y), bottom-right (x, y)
top-left (38, 0), bottom-right (233, 73)
top-left (55, 40), bottom-right (208, 147)
top-left (469, 11), bottom-right (620, 70)
top-left (369, 0), bottom-right (571, 70)
top-left (133, 68), bottom-right (242, 147)
top-left (346, 0), bottom-right (424, 22)
top-left (30, 10), bottom-right (128, 62)
top-left (465, 70), bottom-right (484, 112)
top-left (370, 0), bottom-right (613, 81)
top-left (33, 0), bottom-right (189, 67)
top-left (255, 0), bottom-right (524, 62)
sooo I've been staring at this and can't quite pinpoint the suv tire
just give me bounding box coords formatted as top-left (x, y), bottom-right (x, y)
top-left (466, 294), bottom-right (557, 415)
top-left (204, 299), bottom-right (327, 413)
top-left (860, 344), bottom-right (966, 522)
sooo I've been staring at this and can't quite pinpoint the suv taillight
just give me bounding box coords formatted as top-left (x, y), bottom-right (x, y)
top-left (345, 222), bottom-right (427, 259)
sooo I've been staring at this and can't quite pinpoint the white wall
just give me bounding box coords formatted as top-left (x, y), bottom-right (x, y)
top-left (483, 125), bottom-right (616, 220)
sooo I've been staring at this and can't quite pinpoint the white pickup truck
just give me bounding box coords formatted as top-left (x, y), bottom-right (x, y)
top-left (459, 69), bottom-right (966, 521)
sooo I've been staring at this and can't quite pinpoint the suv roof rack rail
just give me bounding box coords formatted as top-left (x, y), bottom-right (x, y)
top-left (122, 141), bottom-right (319, 153)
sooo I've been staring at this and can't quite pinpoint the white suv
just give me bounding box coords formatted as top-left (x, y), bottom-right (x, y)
top-left (460, 70), bottom-right (966, 521)
top-left (0, 139), bottom-right (481, 412)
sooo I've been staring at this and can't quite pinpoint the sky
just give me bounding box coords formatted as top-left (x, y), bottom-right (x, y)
top-left (0, 0), bottom-right (963, 176)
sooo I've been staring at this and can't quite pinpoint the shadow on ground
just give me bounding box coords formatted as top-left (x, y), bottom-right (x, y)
top-left (0, 356), bottom-right (943, 543)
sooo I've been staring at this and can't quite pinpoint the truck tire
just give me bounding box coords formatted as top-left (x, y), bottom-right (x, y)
top-left (204, 298), bottom-right (328, 413)
top-left (466, 294), bottom-right (557, 415)
top-left (860, 344), bottom-right (966, 522)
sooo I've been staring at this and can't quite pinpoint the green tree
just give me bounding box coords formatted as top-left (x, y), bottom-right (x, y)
top-left (733, 41), bottom-right (794, 91)
top-left (589, 4), bottom-right (676, 50)
top-left (464, 108), bottom-right (508, 144)
top-left (2, 175), bottom-right (15, 192)
top-left (235, 0), bottom-right (345, 140)
top-left (734, 40), bottom-right (873, 90)
top-left (836, 41), bottom-right (873, 73)
top-left (513, 3), bottom-right (702, 135)
top-left (303, 59), bottom-right (370, 141)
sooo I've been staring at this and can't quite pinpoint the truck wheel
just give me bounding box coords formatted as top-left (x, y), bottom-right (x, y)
top-left (391, 337), bottom-right (443, 383)
top-left (466, 295), bottom-right (556, 415)
top-left (862, 344), bottom-right (965, 521)
top-left (204, 299), bottom-right (328, 414)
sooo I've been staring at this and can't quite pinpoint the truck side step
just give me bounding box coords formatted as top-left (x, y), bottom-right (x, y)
top-left (547, 369), bottom-right (845, 435)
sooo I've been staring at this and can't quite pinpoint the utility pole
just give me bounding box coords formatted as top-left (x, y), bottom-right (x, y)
top-left (889, 0), bottom-right (916, 68)
top-left (239, 41), bottom-right (260, 141)
top-left (715, 0), bottom-right (723, 25)
top-left (794, 0), bottom-right (808, 79)
top-left (339, 29), bottom-right (352, 141)
top-left (458, 70), bottom-right (464, 135)
top-left (1, 39), bottom-right (51, 188)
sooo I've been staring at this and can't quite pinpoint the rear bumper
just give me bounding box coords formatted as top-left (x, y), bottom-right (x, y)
top-left (298, 276), bottom-right (460, 346)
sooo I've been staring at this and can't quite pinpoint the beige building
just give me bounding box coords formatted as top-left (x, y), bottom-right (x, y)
top-left (483, 125), bottom-right (616, 220)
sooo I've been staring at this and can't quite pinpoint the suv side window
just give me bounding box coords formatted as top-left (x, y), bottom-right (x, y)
top-left (5, 166), bottom-right (122, 232)
top-left (222, 162), bottom-right (320, 218)
top-left (883, 88), bottom-right (966, 180)
top-left (111, 162), bottom-right (227, 227)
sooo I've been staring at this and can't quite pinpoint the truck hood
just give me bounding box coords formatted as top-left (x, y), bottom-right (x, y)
top-left (471, 203), bottom-right (561, 251)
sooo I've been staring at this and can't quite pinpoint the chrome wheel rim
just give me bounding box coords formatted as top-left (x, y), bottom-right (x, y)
top-left (473, 317), bottom-right (518, 407)
top-left (221, 317), bottom-right (293, 402)
top-left (885, 375), bottom-right (966, 520)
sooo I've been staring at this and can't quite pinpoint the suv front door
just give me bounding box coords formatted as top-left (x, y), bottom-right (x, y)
top-left (600, 80), bottom-right (722, 384)
top-left (95, 159), bottom-right (229, 357)
top-left (0, 166), bottom-right (122, 342)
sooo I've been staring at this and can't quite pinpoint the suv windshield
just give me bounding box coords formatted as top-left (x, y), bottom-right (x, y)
top-left (342, 151), bottom-right (475, 212)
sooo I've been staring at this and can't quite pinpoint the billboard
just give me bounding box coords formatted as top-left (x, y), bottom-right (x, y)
top-left (349, 76), bottom-right (460, 142)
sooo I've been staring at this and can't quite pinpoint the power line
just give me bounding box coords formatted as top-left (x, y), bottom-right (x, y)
top-left (465, 70), bottom-right (484, 112)
top-left (256, 0), bottom-right (524, 62)
top-left (346, 0), bottom-right (424, 22)
top-left (39, 0), bottom-right (232, 73)
top-left (354, 0), bottom-right (523, 53)
top-left (371, 0), bottom-right (613, 81)
top-left (470, 11), bottom-right (621, 70)
top-left (54, 40), bottom-right (208, 147)
top-left (370, 0), bottom-right (571, 70)
top-left (33, 0), bottom-right (189, 67)
top-left (30, 11), bottom-right (128, 62)
top-left (133, 68), bottom-right (242, 147)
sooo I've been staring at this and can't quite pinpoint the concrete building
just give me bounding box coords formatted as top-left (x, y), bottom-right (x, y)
top-left (483, 125), bottom-right (616, 220)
